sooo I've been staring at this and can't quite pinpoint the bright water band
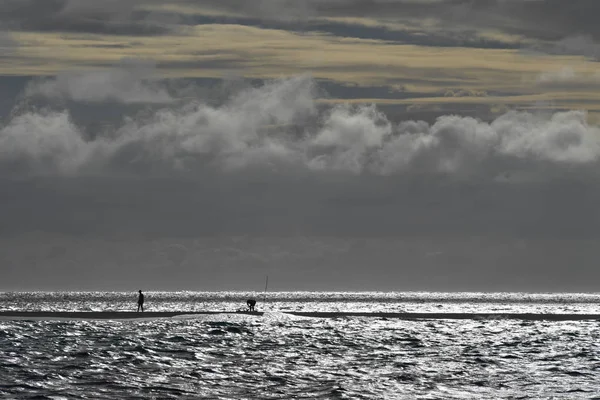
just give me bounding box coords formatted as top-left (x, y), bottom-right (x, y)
top-left (2, 311), bottom-right (600, 320)
top-left (2, 292), bottom-right (600, 398)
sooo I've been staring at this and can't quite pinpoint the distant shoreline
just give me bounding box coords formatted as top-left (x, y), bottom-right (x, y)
top-left (1, 311), bottom-right (600, 321)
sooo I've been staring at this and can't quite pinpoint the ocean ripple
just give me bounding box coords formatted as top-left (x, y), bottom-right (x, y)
top-left (1, 292), bottom-right (600, 398)
top-left (1, 315), bottom-right (599, 398)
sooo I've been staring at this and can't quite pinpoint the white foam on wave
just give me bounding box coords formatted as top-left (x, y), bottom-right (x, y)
top-left (171, 313), bottom-right (258, 322)
top-left (170, 311), bottom-right (313, 323)
top-left (262, 311), bottom-right (313, 322)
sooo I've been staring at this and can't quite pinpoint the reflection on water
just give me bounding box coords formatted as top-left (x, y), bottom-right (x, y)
top-left (1, 292), bottom-right (599, 399)
top-left (1, 291), bottom-right (600, 314)
top-left (1, 313), bottom-right (599, 399)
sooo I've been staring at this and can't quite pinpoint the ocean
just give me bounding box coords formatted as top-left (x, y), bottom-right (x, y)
top-left (1, 291), bottom-right (599, 399)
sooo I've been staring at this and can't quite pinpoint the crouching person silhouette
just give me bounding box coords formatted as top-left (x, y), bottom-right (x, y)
top-left (247, 299), bottom-right (256, 312)
top-left (137, 290), bottom-right (144, 312)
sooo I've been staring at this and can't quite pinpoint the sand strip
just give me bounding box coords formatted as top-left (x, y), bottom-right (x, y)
top-left (0, 311), bottom-right (599, 321)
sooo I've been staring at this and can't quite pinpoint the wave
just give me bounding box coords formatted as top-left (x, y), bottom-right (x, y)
top-left (2, 310), bottom-right (599, 321)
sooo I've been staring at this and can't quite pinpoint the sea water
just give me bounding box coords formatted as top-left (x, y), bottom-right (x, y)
top-left (1, 292), bottom-right (599, 399)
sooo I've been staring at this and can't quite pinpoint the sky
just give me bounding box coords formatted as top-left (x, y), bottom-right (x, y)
top-left (1, 0), bottom-right (600, 292)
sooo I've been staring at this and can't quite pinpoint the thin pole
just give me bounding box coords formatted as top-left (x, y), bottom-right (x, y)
top-left (262, 275), bottom-right (269, 310)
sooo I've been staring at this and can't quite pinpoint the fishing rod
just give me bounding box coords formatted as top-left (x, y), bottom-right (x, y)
top-left (262, 275), bottom-right (268, 311)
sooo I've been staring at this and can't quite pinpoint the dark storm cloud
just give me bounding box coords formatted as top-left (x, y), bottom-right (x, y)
top-left (1, 0), bottom-right (593, 52)
top-left (489, 0), bottom-right (600, 42)
top-left (3, 70), bottom-right (600, 291)
top-left (191, 0), bottom-right (600, 50)
top-left (181, 13), bottom-right (520, 50)
top-left (1, 174), bottom-right (600, 239)
top-left (529, 35), bottom-right (600, 61)
top-left (3, 72), bottom-right (600, 237)
top-left (301, 0), bottom-right (600, 42)
top-left (1, 172), bottom-right (600, 290)
top-left (305, 21), bottom-right (516, 49)
top-left (0, 0), bottom-right (181, 35)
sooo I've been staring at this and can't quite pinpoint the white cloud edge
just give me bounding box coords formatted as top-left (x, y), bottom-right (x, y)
top-left (2, 73), bottom-right (600, 179)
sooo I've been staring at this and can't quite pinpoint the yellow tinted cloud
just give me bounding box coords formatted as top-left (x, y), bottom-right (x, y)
top-left (6, 24), bottom-right (600, 110)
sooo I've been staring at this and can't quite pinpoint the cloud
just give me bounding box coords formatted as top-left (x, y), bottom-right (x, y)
top-left (2, 73), bottom-right (600, 179)
top-left (178, 0), bottom-right (317, 22)
top-left (176, 12), bottom-right (522, 50)
top-left (0, 0), bottom-right (180, 35)
top-left (536, 67), bottom-right (579, 84)
top-left (0, 30), bottom-right (17, 55)
top-left (553, 35), bottom-right (600, 60)
top-left (443, 89), bottom-right (487, 97)
top-left (2, 0), bottom-right (596, 51)
top-left (534, 67), bottom-right (600, 92)
top-left (192, 0), bottom-right (600, 43)
top-left (527, 35), bottom-right (600, 61)
top-left (23, 58), bottom-right (174, 104)
top-left (0, 110), bottom-right (92, 175)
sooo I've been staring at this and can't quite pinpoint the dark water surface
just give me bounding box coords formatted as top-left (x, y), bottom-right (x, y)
top-left (1, 292), bottom-right (599, 399)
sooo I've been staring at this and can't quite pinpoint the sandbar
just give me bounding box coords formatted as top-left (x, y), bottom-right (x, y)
top-left (0, 311), bottom-right (599, 321)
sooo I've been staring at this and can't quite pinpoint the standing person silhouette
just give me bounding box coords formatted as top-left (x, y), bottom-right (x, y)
top-left (247, 299), bottom-right (256, 312)
top-left (137, 290), bottom-right (144, 312)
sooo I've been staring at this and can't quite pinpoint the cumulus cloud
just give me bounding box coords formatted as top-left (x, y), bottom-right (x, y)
top-left (2, 73), bottom-right (600, 179)
top-left (0, 110), bottom-right (90, 174)
top-left (24, 58), bottom-right (174, 104)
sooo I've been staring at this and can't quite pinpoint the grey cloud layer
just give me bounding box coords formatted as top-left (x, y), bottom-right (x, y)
top-left (3, 66), bottom-right (600, 290)
top-left (0, 0), bottom-right (180, 35)
top-left (4, 1), bottom-right (600, 291)
top-left (0, 30), bottom-right (16, 55)
top-left (194, 0), bottom-right (600, 42)
top-left (317, 0), bottom-right (600, 43)
top-left (2, 0), bottom-right (598, 52)
top-left (1, 74), bottom-right (599, 179)
top-left (24, 58), bottom-right (175, 104)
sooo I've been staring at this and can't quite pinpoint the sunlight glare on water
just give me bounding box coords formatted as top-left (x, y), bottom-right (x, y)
top-left (1, 290), bottom-right (599, 313)
top-left (1, 291), bottom-right (599, 399)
